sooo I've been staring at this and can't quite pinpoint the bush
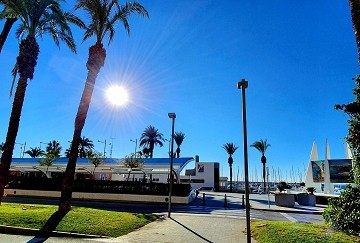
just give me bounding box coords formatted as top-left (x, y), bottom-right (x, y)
top-left (323, 184), bottom-right (360, 236)
top-left (277, 181), bottom-right (291, 193)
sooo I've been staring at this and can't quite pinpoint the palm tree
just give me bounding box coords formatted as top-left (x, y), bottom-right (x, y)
top-left (0, 0), bottom-right (81, 204)
top-left (251, 139), bottom-right (271, 192)
top-left (223, 143), bottom-right (239, 193)
top-left (349, 0), bottom-right (360, 65)
top-left (46, 140), bottom-right (62, 157)
top-left (60, 0), bottom-right (148, 213)
top-left (139, 125), bottom-right (164, 158)
top-left (25, 147), bottom-right (44, 158)
top-left (174, 132), bottom-right (185, 158)
top-left (0, 0), bottom-right (18, 53)
top-left (79, 136), bottom-right (94, 158)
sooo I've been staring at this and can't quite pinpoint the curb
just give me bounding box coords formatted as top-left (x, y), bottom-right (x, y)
top-left (0, 225), bottom-right (107, 238)
top-left (250, 206), bottom-right (324, 215)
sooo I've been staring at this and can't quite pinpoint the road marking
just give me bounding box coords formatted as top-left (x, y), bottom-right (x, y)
top-left (280, 212), bottom-right (298, 222)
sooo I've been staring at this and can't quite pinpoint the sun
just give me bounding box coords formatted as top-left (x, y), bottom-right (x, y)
top-left (105, 85), bottom-right (129, 106)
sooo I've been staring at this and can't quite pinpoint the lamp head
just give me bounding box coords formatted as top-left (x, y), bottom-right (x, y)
top-left (237, 79), bottom-right (248, 89)
top-left (168, 112), bottom-right (176, 118)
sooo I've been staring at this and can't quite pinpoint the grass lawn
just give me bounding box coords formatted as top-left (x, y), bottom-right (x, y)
top-left (0, 203), bottom-right (159, 237)
top-left (251, 220), bottom-right (360, 243)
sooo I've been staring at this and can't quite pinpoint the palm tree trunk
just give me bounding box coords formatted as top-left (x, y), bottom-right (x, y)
top-left (0, 18), bottom-right (17, 53)
top-left (0, 36), bottom-right (39, 204)
top-left (349, 0), bottom-right (360, 65)
top-left (230, 165), bottom-right (233, 193)
top-left (58, 44), bottom-right (106, 213)
top-left (262, 162), bottom-right (266, 192)
top-left (0, 76), bottom-right (28, 204)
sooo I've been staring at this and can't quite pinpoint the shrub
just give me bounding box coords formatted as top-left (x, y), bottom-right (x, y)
top-left (323, 184), bottom-right (360, 236)
top-left (306, 187), bottom-right (316, 194)
top-left (277, 181), bottom-right (291, 193)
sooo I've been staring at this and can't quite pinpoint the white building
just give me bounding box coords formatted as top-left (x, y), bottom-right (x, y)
top-left (304, 140), bottom-right (355, 194)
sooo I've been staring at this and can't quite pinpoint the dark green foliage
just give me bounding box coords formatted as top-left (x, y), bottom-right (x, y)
top-left (277, 181), bottom-right (291, 192)
top-left (335, 75), bottom-right (360, 186)
top-left (323, 184), bottom-right (360, 236)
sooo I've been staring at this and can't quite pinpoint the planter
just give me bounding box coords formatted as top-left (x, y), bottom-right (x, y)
top-left (297, 193), bottom-right (316, 206)
top-left (275, 193), bottom-right (295, 207)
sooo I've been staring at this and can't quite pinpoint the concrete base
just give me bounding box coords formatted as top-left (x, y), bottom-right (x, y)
top-left (275, 194), bottom-right (295, 207)
top-left (4, 189), bottom-right (196, 204)
top-left (297, 194), bottom-right (316, 206)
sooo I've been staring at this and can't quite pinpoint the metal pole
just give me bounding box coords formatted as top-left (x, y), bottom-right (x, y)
top-left (168, 113), bottom-right (176, 217)
top-left (238, 79), bottom-right (251, 243)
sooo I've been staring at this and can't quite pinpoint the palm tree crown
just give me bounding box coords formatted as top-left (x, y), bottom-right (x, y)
top-left (139, 125), bottom-right (164, 158)
top-left (25, 147), bottom-right (44, 158)
top-left (251, 139), bottom-right (270, 163)
top-left (174, 131), bottom-right (185, 158)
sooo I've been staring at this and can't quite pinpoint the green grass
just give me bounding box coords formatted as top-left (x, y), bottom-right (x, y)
top-left (251, 220), bottom-right (360, 243)
top-left (0, 203), bottom-right (159, 237)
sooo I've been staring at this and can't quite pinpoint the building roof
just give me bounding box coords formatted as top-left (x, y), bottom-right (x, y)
top-left (10, 157), bottom-right (194, 175)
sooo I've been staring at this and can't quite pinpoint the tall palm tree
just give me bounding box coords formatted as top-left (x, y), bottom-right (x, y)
top-left (349, 0), bottom-right (360, 65)
top-left (25, 146), bottom-right (44, 158)
top-left (139, 125), bottom-right (164, 158)
top-left (174, 131), bottom-right (185, 158)
top-left (79, 136), bottom-right (94, 158)
top-left (251, 139), bottom-right (271, 192)
top-left (60, 0), bottom-right (148, 213)
top-left (223, 143), bottom-right (238, 193)
top-left (46, 140), bottom-right (62, 157)
top-left (0, 0), bottom-right (81, 204)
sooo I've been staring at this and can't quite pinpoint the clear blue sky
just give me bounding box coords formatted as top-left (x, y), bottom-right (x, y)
top-left (0, 1), bottom-right (358, 182)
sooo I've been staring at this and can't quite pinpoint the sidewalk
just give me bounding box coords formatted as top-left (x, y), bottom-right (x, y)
top-left (248, 193), bottom-right (326, 214)
top-left (106, 214), bottom-right (257, 243)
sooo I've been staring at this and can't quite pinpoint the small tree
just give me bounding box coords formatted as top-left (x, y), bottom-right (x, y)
top-left (39, 153), bottom-right (58, 176)
top-left (124, 153), bottom-right (144, 181)
top-left (87, 150), bottom-right (105, 180)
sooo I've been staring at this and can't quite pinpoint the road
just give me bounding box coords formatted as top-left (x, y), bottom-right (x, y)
top-left (3, 191), bottom-right (324, 224)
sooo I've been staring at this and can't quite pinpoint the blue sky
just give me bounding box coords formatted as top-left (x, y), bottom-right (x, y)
top-left (0, 1), bottom-right (358, 182)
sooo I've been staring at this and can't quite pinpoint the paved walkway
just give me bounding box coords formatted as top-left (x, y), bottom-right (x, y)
top-left (104, 214), bottom-right (255, 243)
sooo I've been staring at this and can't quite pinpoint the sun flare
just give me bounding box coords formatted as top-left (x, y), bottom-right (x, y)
top-left (105, 85), bottom-right (129, 106)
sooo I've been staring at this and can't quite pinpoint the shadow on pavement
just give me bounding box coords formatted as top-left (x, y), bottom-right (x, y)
top-left (170, 217), bottom-right (212, 243)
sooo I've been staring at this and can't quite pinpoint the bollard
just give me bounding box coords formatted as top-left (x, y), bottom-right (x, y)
top-left (242, 194), bottom-right (245, 206)
top-left (224, 194), bottom-right (228, 207)
top-left (202, 193), bottom-right (206, 206)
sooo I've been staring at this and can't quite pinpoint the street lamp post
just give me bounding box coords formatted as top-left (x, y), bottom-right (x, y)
top-left (237, 78), bottom-right (251, 243)
top-left (167, 112), bottom-right (176, 218)
top-left (130, 139), bottom-right (137, 157)
top-left (98, 140), bottom-right (107, 157)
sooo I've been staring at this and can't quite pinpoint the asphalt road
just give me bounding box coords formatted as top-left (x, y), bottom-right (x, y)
top-left (3, 192), bottom-right (324, 223)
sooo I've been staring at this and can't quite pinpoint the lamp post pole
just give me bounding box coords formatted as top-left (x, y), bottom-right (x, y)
top-left (98, 140), bottom-right (107, 157)
top-left (168, 112), bottom-right (176, 218)
top-left (237, 78), bottom-right (251, 243)
top-left (130, 139), bottom-right (137, 157)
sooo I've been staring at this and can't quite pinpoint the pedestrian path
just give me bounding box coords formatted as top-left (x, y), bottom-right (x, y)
top-left (105, 214), bottom-right (257, 243)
